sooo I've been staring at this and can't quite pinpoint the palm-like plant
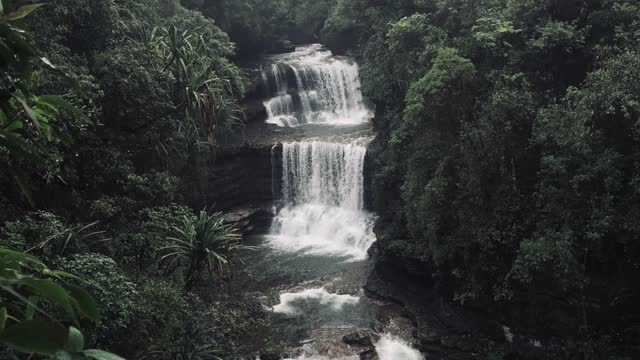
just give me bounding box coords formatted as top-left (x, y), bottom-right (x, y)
top-left (27, 221), bottom-right (110, 260)
top-left (154, 24), bottom-right (244, 145)
top-left (160, 210), bottom-right (254, 291)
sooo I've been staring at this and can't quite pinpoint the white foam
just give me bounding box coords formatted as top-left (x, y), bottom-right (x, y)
top-left (375, 334), bottom-right (424, 360)
top-left (272, 288), bottom-right (360, 315)
top-left (267, 205), bottom-right (375, 260)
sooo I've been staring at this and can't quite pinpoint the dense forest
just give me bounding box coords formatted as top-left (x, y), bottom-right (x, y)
top-left (1, 0), bottom-right (639, 359)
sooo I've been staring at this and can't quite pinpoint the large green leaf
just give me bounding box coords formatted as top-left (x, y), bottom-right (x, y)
top-left (65, 284), bottom-right (99, 322)
top-left (21, 277), bottom-right (75, 318)
top-left (83, 349), bottom-right (126, 360)
top-left (0, 319), bottom-right (67, 355)
top-left (15, 95), bottom-right (41, 132)
top-left (24, 295), bottom-right (38, 320)
top-left (43, 269), bottom-right (82, 282)
top-left (38, 95), bottom-right (91, 124)
top-left (64, 326), bottom-right (84, 353)
top-left (1, 4), bottom-right (44, 21)
top-left (53, 351), bottom-right (74, 360)
top-left (0, 248), bottom-right (43, 270)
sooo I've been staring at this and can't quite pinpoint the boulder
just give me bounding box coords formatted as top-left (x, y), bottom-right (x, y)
top-left (259, 352), bottom-right (282, 360)
top-left (271, 40), bottom-right (296, 54)
top-left (343, 331), bottom-right (374, 347)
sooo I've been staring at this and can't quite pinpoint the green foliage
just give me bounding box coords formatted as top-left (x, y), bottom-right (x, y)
top-left (183, 0), bottom-right (335, 57)
top-left (527, 20), bottom-right (587, 52)
top-left (160, 210), bottom-right (253, 290)
top-left (116, 205), bottom-right (195, 276)
top-left (320, 0), bottom-right (361, 54)
top-left (57, 254), bottom-right (138, 347)
top-left (0, 0), bottom-right (283, 358)
top-left (386, 14), bottom-right (448, 90)
top-left (0, 247), bottom-right (122, 359)
top-left (0, 211), bottom-right (108, 262)
top-left (0, 1), bottom-right (92, 205)
top-left (400, 47), bottom-right (476, 141)
top-left (0, 211), bottom-right (65, 252)
top-left (151, 19), bottom-right (244, 144)
top-left (472, 16), bottom-right (520, 48)
top-left (348, 0), bottom-right (640, 356)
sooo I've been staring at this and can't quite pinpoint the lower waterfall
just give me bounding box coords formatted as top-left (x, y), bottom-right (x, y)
top-left (268, 140), bottom-right (376, 260)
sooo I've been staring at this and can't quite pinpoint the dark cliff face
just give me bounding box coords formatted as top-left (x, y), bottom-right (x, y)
top-left (204, 145), bottom-right (274, 211)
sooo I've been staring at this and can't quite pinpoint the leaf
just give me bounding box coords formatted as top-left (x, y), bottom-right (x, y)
top-left (42, 269), bottom-right (82, 282)
top-left (40, 56), bottom-right (57, 70)
top-left (21, 278), bottom-right (75, 318)
top-left (64, 326), bottom-right (84, 353)
top-left (65, 284), bottom-right (99, 322)
top-left (53, 351), bottom-right (74, 360)
top-left (0, 319), bottom-right (67, 355)
top-left (0, 248), bottom-right (42, 265)
top-left (38, 95), bottom-right (91, 124)
top-left (1, 4), bottom-right (44, 21)
top-left (24, 295), bottom-right (38, 320)
top-left (15, 95), bottom-right (40, 132)
top-left (83, 349), bottom-right (126, 360)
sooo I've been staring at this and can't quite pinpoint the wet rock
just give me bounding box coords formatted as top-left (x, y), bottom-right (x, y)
top-left (271, 40), bottom-right (296, 54)
top-left (419, 330), bottom-right (441, 344)
top-left (259, 351), bottom-right (282, 360)
top-left (343, 331), bottom-right (374, 347)
top-left (204, 146), bottom-right (274, 210)
top-left (359, 349), bottom-right (379, 360)
top-left (224, 206), bottom-right (274, 235)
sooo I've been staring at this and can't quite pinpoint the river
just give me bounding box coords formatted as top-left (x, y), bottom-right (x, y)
top-left (237, 44), bottom-right (423, 360)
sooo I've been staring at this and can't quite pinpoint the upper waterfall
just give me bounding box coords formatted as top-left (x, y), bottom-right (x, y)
top-left (258, 44), bottom-right (372, 127)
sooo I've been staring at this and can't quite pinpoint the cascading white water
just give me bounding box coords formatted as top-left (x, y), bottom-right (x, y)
top-left (258, 44), bottom-right (424, 360)
top-left (268, 139), bottom-right (376, 260)
top-left (261, 44), bottom-right (372, 127)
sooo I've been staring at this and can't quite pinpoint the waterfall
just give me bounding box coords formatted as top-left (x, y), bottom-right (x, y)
top-left (261, 44), bottom-right (372, 127)
top-left (268, 140), bottom-right (376, 260)
top-left (256, 43), bottom-right (424, 360)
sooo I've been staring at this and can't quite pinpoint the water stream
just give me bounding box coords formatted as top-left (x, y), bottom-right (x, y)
top-left (245, 45), bottom-right (423, 360)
